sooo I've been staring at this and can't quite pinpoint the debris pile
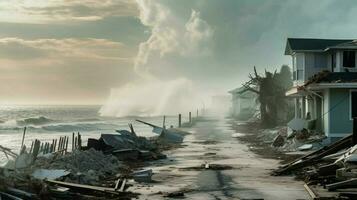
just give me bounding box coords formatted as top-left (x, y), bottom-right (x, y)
top-left (32, 148), bottom-right (125, 185)
top-left (273, 127), bottom-right (357, 200)
top-left (0, 119), bottom-right (191, 199)
top-left (256, 125), bottom-right (325, 152)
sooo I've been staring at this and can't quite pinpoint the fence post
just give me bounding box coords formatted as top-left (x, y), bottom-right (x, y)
top-left (178, 114), bottom-right (182, 128)
top-left (189, 112), bottom-right (192, 124)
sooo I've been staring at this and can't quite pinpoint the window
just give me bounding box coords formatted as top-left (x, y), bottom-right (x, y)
top-left (352, 91), bottom-right (357, 119)
top-left (343, 51), bottom-right (355, 68)
top-left (314, 54), bottom-right (327, 68)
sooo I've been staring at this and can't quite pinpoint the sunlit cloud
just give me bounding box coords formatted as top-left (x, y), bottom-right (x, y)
top-left (0, 0), bottom-right (139, 23)
top-left (0, 37), bottom-right (134, 61)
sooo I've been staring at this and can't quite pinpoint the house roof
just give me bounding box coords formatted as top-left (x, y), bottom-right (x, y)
top-left (228, 86), bottom-right (248, 94)
top-left (285, 38), bottom-right (354, 55)
top-left (314, 72), bottom-right (357, 83)
top-left (287, 72), bottom-right (357, 96)
top-left (328, 40), bottom-right (357, 50)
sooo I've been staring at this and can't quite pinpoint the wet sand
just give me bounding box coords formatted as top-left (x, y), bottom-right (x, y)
top-left (129, 115), bottom-right (309, 200)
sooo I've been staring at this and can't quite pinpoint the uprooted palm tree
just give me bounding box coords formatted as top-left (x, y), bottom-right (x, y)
top-left (243, 65), bottom-right (293, 127)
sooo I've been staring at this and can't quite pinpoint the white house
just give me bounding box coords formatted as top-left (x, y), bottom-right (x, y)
top-left (285, 38), bottom-right (357, 142)
top-left (229, 87), bottom-right (257, 119)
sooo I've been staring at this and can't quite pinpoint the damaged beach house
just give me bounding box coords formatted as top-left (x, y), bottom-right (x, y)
top-left (285, 38), bottom-right (357, 143)
top-left (228, 86), bottom-right (257, 120)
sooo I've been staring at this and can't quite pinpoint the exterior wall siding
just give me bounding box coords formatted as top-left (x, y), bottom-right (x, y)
top-left (328, 88), bottom-right (353, 137)
top-left (323, 89), bottom-right (329, 136)
top-left (304, 52), bottom-right (330, 81)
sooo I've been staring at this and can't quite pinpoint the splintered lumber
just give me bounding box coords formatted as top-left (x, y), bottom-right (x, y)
top-left (274, 134), bottom-right (353, 175)
top-left (0, 145), bottom-right (18, 158)
top-left (339, 192), bottom-right (357, 199)
top-left (20, 127), bottom-right (27, 152)
top-left (0, 192), bottom-right (23, 200)
top-left (128, 123), bottom-right (136, 135)
top-left (114, 179), bottom-right (121, 191)
top-left (119, 179), bottom-right (127, 192)
top-left (136, 119), bottom-right (158, 128)
top-left (7, 187), bottom-right (36, 199)
top-left (326, 178), bottom-right (357, 191)
top-left (46, 180), bottom-right (119, 194)
top-left (304, 184), bottom-right (319, 200)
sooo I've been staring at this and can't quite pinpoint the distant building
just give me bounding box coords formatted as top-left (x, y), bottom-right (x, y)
top-left (210, 95), bottom-right (231, 115)
top-left (285, 38), bottom-right (357, 141)
top-left (228, 87), bottom-right (257, 119)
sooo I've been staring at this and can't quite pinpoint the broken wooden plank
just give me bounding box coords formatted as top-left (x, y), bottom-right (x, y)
top-left (304, 184), bottom-right (319, 200)
top-left (0, 192), bottom-right (23, 200)
top-left (326, 178), bottom-right (357, 191)
top-left (7, 187), bottom-right (36, 199)
top-left (119, 179), bottom-right (127, 192)
top-left (0, 145), bottom-right (18, 158)
top-left (114, 179), bottom-right (121, 191)
top-left (274, 134), bottom-right (353, 175)
top-left (46, 180), bottom-right (118, 193)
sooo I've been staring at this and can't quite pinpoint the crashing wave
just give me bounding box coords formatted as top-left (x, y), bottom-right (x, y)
top-left (16, 116), bottom-right (55, 126)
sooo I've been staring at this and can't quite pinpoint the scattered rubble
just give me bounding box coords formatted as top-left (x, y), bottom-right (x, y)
top-left (274, 120), bottom-right (357, 200)
top-left (32, 148), bottom-right (124, 185)
top-left (0, 119), bottom-right (192, 199)
top-left (180, 163), bottom-right (234, 171)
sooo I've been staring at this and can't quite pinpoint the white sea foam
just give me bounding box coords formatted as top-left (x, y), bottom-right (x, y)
top-left (99, 78), bottom-right (203, 117)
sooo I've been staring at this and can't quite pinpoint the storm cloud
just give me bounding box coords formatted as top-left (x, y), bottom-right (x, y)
top-left (2, 0), bottom-right (357, 105)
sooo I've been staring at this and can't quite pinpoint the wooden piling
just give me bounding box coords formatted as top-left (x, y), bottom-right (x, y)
top-left (58, 137), bottom-right (62, 151)
top-left (29, 141), bottom-right (34, 154)
top-left (65, 136), bottom-right (69, 153)
top-left (32, 140), bottom-right (40, 159)
top-left (78, 132), bottom-right (81, 149)
top-left (72, 132), bottom-right (75, 151)
top-left (163, 115), bottom-right (166, 129)
top-left (178, 114), bottom-right (182, 128)
top-left (74, 136), bottom-right (78, 150)
top-left (189, 112), bottom-right (192, 123)
top-left (353, 118), bottom-right (357, 145)
top-left (54, 139), bottom-right (57, 152)
top-left (46, 143), bottom-right (49, 154)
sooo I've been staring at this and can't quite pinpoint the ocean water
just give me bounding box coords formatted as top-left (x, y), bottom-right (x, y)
top-left (0, 105), bottom-right (188, 162)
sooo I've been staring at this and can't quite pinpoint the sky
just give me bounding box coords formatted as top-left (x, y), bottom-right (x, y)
top-left (2, 0), bottom-right (357, 105)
